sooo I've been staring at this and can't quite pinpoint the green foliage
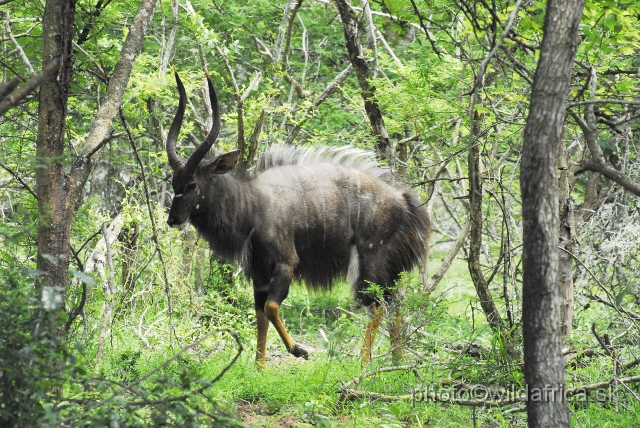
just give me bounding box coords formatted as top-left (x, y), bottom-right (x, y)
top-left (3, 0), bottom-right (640, 424)
top-left (0, 267), bottom-right (67, 426)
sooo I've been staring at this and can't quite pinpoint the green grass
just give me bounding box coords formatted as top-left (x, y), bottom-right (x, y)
top-left (62, 249), bottom-right (640, 427)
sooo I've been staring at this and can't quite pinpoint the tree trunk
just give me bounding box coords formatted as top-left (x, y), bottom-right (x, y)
top-left (520, 0), bottom-right (585, 425)
top-left (35, 0), bottom-right (158, 331)
top-left (35, 0), bottom-right (78, 311)
top-left (468, 112), bottom-right (514, 355)
top-left (557, 138), bottom-right (574, 337)
top-left (334, 0), bottom-right (393, 166)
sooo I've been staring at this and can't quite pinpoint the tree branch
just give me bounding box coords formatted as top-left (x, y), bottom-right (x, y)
top-left (4, 11), bottom-right (35, 74)
top-left (286, 64), bottom-right (353, 144)
top-left (334, 0), bottom-right (392, 165)
top-left (569, 69), bottom-right (640, 197)
top-left (0, 161), bottom-right (38, 199)
top-left (0, 58), bottom-right (60, 117)
top-left (75, 0), bottom-right (157, 163)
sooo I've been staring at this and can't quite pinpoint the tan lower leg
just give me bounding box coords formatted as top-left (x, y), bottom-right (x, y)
top-left (361, 304), bottom-right (385, 363)
top-left (264, 301), bottom-right (296, 352)
top-left (256, 309), bottom-right (270, 366)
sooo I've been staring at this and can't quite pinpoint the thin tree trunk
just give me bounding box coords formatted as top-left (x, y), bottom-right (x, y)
top-left (520, 0), bottom-right (585, 425)
top-left (558, 138), bottom-right (574, 337)
top-left (468, 115), bottom-right (514, 354)
top-left (35, 0), bottom-right (158, 332)
top-left (35, 0), bottom-right (77, 312)
top-left (95, 223), bottom-right (118, 364)
top-left (334, 0), bottom-right (393, 166)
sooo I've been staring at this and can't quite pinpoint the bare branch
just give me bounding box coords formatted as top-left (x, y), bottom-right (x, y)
top-left (282, 0), bottom-right (304, 65)
top-left (72, 41), bottom-right (109, 81)
top-left (160, 0), bottom-right (180, 74)
top-left (569, 69), bottom-right (640, 197)
top-left (240, 71), bottom-right (261, 102)
top-left (285, 64), bottom-right (353, 144)
top-left (567, 99), bottom-right (640, 108)
top-left (0, 78), bottom-right (20, 99)
top-left (359, 0), bottom-right (379, 73)
top-left (376, 28), bottom-right (402, 68)
top-left (76, 0), bottom-right (157, 161)
top-left (0, 161), bottom-right (38, 199)
top-left (5, 11), bottom-right (35, 74)
top-left (0, 58), bottom-right (60, 117)
top-left (424, 220), bottom-right (470, 293)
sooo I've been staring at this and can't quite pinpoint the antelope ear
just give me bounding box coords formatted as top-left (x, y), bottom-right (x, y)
top-left (207, 150), bottom-right (242, 174)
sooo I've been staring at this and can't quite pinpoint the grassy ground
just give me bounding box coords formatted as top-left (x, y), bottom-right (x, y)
top-left (86, 252), bottom-right (640, 427)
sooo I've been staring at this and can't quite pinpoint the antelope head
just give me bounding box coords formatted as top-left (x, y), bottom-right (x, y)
top-left (165, 71), bottom-right (241, 227)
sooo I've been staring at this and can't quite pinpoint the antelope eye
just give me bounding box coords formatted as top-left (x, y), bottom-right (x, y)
top-left (186, 183), bottom-right (197, 192)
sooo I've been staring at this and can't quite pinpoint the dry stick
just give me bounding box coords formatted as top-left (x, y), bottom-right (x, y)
top-left (119, 110), bottom-right (177, 345)
top-left (359, 0), bottom-right (379, 74)
top-left (160, 0), bottom-right (179, 75)
top-left (72, 41), bottom-right (109, 81)
top-left (274, 0), bottom-right (301, 64)
top-left (375, 28), bottom-right (402, 68)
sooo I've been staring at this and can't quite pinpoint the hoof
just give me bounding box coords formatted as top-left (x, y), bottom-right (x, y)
top-left (290, 344), bottom-right (309, 359)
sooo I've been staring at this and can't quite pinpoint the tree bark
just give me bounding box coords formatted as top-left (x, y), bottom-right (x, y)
top-left (570, 69), bottom-right (640, 197)
top-left (557, 138), bottom-right (574, 337)
top-left (0, 59), bottom-right (60, 117)
top-left (468, 114), bottom-right (514, 354)
top-left (35, 0), bottom-right (158, 327)
top-left (334, 0), bottom-right (393, 166)
top-left (36, 0), bottom-right (78, 304)
top-left (520, 0), bottom-right (585, 425)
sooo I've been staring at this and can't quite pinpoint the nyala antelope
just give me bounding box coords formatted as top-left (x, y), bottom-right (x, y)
top-left (165, 71), bottom-right (430, 366)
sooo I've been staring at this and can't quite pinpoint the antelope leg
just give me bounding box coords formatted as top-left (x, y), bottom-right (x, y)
top-left (255, 308), bottom-right (270, 367)
top-left (361, 304), bottom-right (385, 363)
top-left (264, 300), bottom-right (308, 358)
